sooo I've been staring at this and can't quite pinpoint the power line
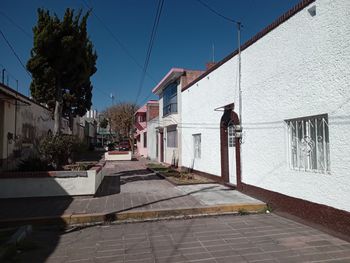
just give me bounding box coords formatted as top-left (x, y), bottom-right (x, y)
top-left (0, 28), bottom-right (32, 79)
top-left (81, 0), bottom-right (157, 83)
top-left (134, 0), bottom-right (164, 105)
top-left (195, 0), bottom-right (238, 24)
top-left (0, 11), bottom-right (32, 39)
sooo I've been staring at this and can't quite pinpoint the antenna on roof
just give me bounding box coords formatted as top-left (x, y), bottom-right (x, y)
top-left (212, 43), bottom-right (215, 62)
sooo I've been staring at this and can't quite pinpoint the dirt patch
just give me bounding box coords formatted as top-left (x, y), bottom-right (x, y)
top-left (147, 163), bottom-right (215, 185)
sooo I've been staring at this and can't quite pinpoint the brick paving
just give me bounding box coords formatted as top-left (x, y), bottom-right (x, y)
top-left (0, 159), bottom-right (262, 222)
top-left (14, 213), bottom-right (350, 263)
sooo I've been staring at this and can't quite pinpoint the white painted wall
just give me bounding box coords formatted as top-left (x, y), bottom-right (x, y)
top-left (147, 117), bottom-right (159, 161)
top-left (136, 130), bottom-right (148, 157)
top-left (0, 169), bottom-right (104, 198)
top-left (182, 56), bottom-right (239, 176)
top-left (182, 0), bottom-right (350, 212)
top-left (0, 86), bottom-right (77, 166)
top-left (0, 97), bottom-right (54, 162)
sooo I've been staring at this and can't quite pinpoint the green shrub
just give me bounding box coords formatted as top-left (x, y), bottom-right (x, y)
top-left (39, 135), bottom-right (85, 169)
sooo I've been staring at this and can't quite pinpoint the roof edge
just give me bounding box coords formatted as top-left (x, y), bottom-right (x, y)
top-left (181, 0), bottom-right (316, 93)
top-left (152, 68), bottom-right (185, 94)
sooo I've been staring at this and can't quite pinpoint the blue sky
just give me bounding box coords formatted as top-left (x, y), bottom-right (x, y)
top-left (1, 0), bottom-right (300, 112)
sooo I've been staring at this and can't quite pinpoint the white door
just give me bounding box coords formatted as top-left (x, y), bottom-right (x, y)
top-left (228, 125), bottom-right (236, 185)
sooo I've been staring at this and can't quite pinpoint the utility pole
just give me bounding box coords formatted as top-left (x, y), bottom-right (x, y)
top-left (2, 68), bottom-right (5, 84)
top-left (14, 79), bottom-right (18, 140)
top-left (237, 22), bottom-right (242, 124)
top-left (110, 93), bottom-right (115, 106)
top-left (212, 43), bottom-right (215, 62)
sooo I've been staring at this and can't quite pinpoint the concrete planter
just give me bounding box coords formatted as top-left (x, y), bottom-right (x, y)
top-left (0, 162), bottom-right (105, 198)
top-left (104, 151), bottom-right (132, 161)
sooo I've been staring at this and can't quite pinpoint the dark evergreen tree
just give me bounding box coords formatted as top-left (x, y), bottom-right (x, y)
top-left (27, 8), bottom-right (97, 134)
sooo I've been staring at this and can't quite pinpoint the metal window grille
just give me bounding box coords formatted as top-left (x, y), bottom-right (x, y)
top-left (193, 134), bottom-right (201, 158)
top-left (228, 125), bottom-right (235, 147)
top-left (286, 114), bottom-right (330, 173)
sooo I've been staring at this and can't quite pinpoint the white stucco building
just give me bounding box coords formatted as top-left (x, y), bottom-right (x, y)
top-left (181, 0), bottom-right (350, 234)
top-left (152, 68), bottom-right (203, 166)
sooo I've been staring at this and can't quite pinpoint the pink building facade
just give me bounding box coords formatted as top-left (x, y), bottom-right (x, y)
top-left (134, 101), bottom-right (159, 157)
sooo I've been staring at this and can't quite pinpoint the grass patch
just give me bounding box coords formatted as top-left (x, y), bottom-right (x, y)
top-left (148, 163), bottom-right (215, 185)
top-left (161, 171), bottom-right (214, 185)
top-left (147, 163), bottom-right (170, 172)
top-left (238, 208), bottom-right (250, 216)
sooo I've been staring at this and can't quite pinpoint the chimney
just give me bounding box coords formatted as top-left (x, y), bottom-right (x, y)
top-left (206, 62), bottom-right (216, 70)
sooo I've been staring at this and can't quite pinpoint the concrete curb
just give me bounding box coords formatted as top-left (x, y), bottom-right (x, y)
top-left (0, 203), bottom-right (267, 227)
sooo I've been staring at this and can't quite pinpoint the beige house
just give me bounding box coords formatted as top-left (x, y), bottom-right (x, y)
top-left (0, 83), bottom-right (72, 170)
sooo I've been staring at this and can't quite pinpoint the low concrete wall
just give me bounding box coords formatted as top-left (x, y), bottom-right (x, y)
top-left (0, 162), bottom-right (105, 198)
top-left (105, 151), bottom-right (132, 161)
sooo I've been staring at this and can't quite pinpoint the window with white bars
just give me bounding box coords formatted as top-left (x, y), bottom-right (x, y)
top-left (193, 134), bottom-right (201, 159)
top-left (286, 114), bottom-right (330, 173)
top-left (228, 125), bottom-right (235, 147)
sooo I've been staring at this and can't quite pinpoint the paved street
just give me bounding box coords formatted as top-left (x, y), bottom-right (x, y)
top-left (15, 213), bottom-right (350, 263)
top-left (0, 159), bottom-right (263, 224)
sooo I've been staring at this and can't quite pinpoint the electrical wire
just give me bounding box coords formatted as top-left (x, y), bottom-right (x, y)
top-left (195, 0), bottom-right (238, 24)
top-left (81, 0), bottom-right (157, 83)
top-left (0, 28), bottom-right (32, 79)
top-left (0, 11), bottom-right (31, 39)
top-left (134, 0), bottom-right (164, 105)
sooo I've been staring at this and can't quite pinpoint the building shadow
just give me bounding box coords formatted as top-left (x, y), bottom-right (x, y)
top-left (95, 169), bottom-right (163, 197)
top-left (0, 176), bottom-right (74, 263)
top-left (94, 175), bottom-right (121, 197)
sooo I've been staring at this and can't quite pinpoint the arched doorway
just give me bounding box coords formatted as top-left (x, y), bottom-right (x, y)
top-left (220, 103), bottom-right (241, 188)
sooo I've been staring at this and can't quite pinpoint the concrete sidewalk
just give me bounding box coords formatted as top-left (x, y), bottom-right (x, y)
top-left (0, 160), bottom-right (265, 226)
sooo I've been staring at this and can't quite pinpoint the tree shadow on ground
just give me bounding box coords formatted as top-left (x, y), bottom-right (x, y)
top-left (10, 184), bottom-right (219, 262)
top-left (113, 169), bottom-right (154, 177)
top-left (120, 174), bottom-right (163, 185)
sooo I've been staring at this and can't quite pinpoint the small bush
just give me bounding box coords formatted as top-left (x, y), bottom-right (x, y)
top-left (39, 135), bottom-right (85, 169)
top-left (180, 172), bottom-right (194, 180)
